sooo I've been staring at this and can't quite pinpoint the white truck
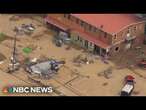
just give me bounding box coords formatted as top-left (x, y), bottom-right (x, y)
top-left (120, 75), bottom-right (135, 96)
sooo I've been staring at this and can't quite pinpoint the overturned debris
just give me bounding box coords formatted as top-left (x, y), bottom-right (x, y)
top-left (98, 67), bottom-right (113, 79)
top-left (9, 15), bottom-right (20, 21)
top-left (27, 76), bottom-right (45, 86)
top-left (102, 82), bottom-right (108, 86)
top-left (13, 24), bottom-right (36, 36)
top-left (73, 54), bottom-right (94, 66)
top-left (53, 31), bottom-right (71, 47)
top-left (24, 58), bottom-right (65, 79)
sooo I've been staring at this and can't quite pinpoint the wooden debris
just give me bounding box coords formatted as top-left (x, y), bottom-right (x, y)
top-left (97, 67), bottom-right (113, 79)
top-left (102, 82), bottom-right (108, 86)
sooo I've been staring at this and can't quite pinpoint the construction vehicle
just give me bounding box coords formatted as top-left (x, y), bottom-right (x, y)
top-left (120, 75), bottom-right (135, 96)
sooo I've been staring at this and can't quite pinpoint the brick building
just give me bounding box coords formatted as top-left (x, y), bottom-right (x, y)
top-left (45, 14), bottom-right (146, 57)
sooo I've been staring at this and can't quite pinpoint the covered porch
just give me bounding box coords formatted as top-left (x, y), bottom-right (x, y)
top-left (44, 16), bottom-right (70, 36)
top-left (71, 29), bottom-right (110, 56)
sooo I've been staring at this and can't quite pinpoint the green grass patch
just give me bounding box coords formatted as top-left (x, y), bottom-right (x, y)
top-left (0, 33), bottom-right (6, 42)
top-left (23, 47), bottom-right (32, 54)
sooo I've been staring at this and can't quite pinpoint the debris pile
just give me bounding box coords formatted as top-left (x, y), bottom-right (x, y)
top-left (65, 45), bottom-right (72, 50)
top-left (7, 56), bottom-right (21, 73)
top-left (9, 15), bottom-right (20, 21)
top-left (73, 54), bottom-right (94, 66)
top-left (98, 67), bottom-right (113, 79)
top-left (53, 32), bottom-right (71, 47)
top-left (24, 58), bottom-right (65, 79)
top-left (100, 55), bottom-right (109, 64)
top-left (102, 82), bottom-right (108, 86)
top-left (13, 24), bottom-right (35, 36)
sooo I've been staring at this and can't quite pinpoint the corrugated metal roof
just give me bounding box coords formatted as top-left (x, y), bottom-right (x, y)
top-left (45, 16), bottom-right (69, 31)
top-left (71, 14), bottom-right (144, 34)
top-left (45, 15), bottom-right (110, 49)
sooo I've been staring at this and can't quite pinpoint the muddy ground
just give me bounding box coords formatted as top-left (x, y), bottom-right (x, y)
top-left (0, 14), bottom-right (146, 96)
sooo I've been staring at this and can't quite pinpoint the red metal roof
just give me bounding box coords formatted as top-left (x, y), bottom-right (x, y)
top-left (71, 14), bottom-right (144, 34)
top-left (45, 16), bottom-right (69, 31)
top-left (45, 15), bottom-right (110, 49)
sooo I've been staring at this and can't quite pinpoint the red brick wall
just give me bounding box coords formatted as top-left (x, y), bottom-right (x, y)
top-left (132, 35), bottom-right (145, 47)
top-left (112, 22), bottom-right (145, 44)
top-left (46, 14), bottom-right (145, 56)
top-left (109, 34), bottom-right (145, 57)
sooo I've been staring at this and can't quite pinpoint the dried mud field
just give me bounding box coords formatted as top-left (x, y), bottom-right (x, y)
top-left (0, 14), bottom-right (146, 96)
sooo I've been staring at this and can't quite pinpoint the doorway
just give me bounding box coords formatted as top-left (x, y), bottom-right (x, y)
top-left (84, 40), bottom-right (88, 49)
top-left (94, 45), bottom-right (100, 55)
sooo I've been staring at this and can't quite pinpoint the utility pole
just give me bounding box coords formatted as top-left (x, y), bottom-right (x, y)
top-left (8, 27), bottom-right (20, 73)
top-left (12, 32), bottom-right (17, 70)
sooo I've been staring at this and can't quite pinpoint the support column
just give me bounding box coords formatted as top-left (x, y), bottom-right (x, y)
top-left (99, 48), bottom-right (102, 56)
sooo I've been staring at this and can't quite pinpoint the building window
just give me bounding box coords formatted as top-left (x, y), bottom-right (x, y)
top-left (80, 21), bottom-right (84, 27)
top-left (127, 28), bottom-right (130, 33)
top-left (134, 26), bottom-right (137, 32)
top-left (93, 27), bottom-right (97, 32)
top-left (90, 42), bottom-right (92, 46)
top-left (104, 32), bottom-right (107, 38)
top-left (89, 25), bottom-right (92, 31)
top-left (114, 34), bottom-right (117, 40)
top-left (77, 36), bottom-right (80, 40)
top-left (115, 47), bottom-right (120, 52)
top-left (64, 14), bottom-right (71, 20)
